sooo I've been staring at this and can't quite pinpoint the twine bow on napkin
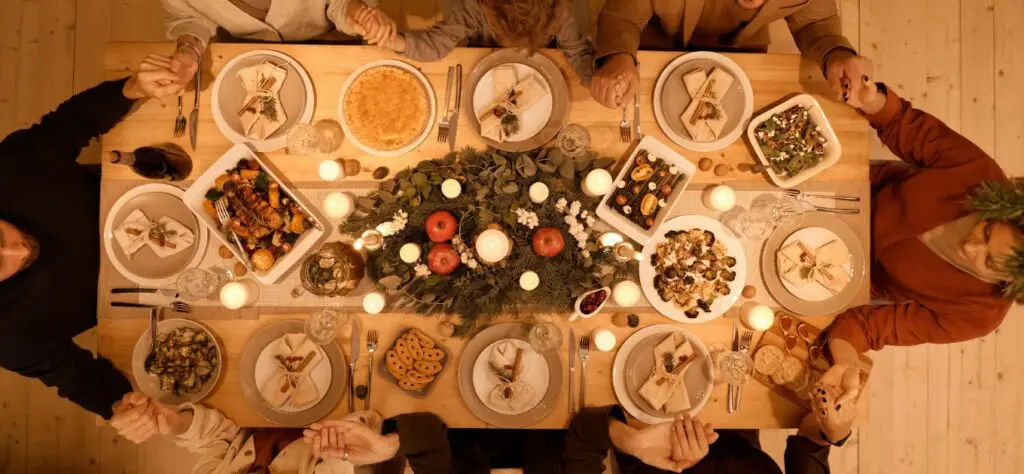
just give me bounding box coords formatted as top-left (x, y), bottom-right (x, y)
top-left (237, 61), bottom-right (288, 140)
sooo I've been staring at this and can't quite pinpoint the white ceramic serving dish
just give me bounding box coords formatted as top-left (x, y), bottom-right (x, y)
top-left (746, 94), bottom-right (843, 188)
top-left (181, 143), bottom-right (326, 284)
top-left (336, 59), bottom-right (437, 157)
top-left (568, 286), bottom-right (610, 322)
top-left (132, 318), bottom-right (222, 406)
top-left (652, 51), bottom-right (754, 153)
top-left (211, 50), bottom-right (316, 152)
top-left (595, 135), bottom-right (697, 245)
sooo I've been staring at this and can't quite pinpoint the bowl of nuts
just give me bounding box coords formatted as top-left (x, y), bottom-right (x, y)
top-left (596, 136), bottom-right (697, 245)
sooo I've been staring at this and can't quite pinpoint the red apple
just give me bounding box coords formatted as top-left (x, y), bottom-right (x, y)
top-left (531, 227), bottom-right (565, 258)
top-left (425, 211), bottom-right (458, 242)
top-left (427, 243), bottom-right (461, 275)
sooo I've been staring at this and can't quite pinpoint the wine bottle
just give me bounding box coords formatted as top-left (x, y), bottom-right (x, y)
top-left (108, 144), bottom-right (193, 181)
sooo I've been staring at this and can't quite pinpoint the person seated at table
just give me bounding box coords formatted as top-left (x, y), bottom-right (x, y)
top-left (822, 77), bottom-right (1023, 367)
top-left (566, 365), bottom-right (861, 473)
top-left (158, 0), bottom-right (381, 87)
top-left (588, 0), bottom-right (871, 108)
top-left (0, 65), bottom-right (185, 419)
top-left (349, 0), bottom-right (595, 84)
top-left (110, 392), bottom-right (450, 473)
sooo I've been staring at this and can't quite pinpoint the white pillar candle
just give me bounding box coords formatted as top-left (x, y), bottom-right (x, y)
top-left (220, 281), bottom-right (257, 310)
top-left (702, 184), bottom-right (736, 212)
top-left (323, 192), bottom-right (354, 219)
top-left (592, 328), bottom-right (617, 352)
top-left (475, 228), bottom-right (511, 263)
top-left (582, 169), bottom-right (614, 197)
top-left (519, 271), bottom-right (540, 291)
top-left (529, 182), bottom-right (550, 203)
top-left (362, 292), bottom-right (386, 314)
top-left (318, 159), bottom-right (344, 181)
top-left (612, 280), bottom-right (642, 306)
top-left (743, 304), bottom-right (776, 331)
top-left (441, 179), bottom-right (462, 199)
top-left (598, 232), bottom-right (624, 247)
top-left (399, 243), bottom-right (422, 263)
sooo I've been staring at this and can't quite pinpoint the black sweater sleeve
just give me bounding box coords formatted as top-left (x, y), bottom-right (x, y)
top-left (784, 435), bottom-right (832, 474)
top-left (385, 413), bottom-right (453, 474)
top-left (0, 326), bottom-right (131, 419)
top-left (0, 77), bottom-right (137, 163)
top-left (563, 405), bottom-right (623, 474)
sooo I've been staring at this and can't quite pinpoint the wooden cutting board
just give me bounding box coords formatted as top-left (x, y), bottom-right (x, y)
top-left (749, 312), bottom-right (873, 410)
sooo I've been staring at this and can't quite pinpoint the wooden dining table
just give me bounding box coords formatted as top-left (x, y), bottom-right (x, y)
top-left (97, 42), bottom-right (871, 429)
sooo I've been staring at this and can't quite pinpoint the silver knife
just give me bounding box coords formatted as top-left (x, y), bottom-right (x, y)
top-left (728, 322), bottom-right (739, 413)
top-left (349, 323), bottom-right (360, 412)
top-left (189, 70), bottom-right (200, 150)
top-left (568, 328), bottom-right (576, 414)
top-left (112, 288), bottom-right (179, 298)
top-left (448, 64), bottom-right (462, 152)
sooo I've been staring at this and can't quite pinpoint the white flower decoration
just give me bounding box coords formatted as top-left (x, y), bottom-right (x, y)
top-left (414, 263), bottom-right (431, 277)
top-left (468, 259), bottom-right (479, 269)
top-left (648, 182), bottom-right (657, 191)
top-left (582, 250), bottom-right (591, 258)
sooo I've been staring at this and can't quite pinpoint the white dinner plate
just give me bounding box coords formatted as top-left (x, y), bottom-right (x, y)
top-left (472, 63), bottom-right (553, 143)
top-left (613, 325), bottom-right (714, 424)
top-left (471, 338), bottom-right (549, 416)
top-left (211, 50), bottom-right (316, 152)
top-left (639, 215), bottom-right (747, 323)
top-left (653, 52), bottom-right (754, 153)
top-left (253, 334), bottom-right (332, 412)
top-left (778, 227), bottom-right (852, 302)
top-left (103, 183), bottom-right (208, 287)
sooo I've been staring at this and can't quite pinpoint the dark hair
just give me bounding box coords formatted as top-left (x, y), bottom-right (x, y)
top-left (478, 0), bottom-right (570, 52)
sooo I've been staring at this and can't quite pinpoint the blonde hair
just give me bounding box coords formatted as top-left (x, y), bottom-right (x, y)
top-left (479, 0), bottom-right (570, 51)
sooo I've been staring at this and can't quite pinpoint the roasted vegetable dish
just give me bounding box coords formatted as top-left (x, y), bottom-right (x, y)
top-left (608, 150), bottom-right (688, 230)
top-left (202, 159), bottom-right (314, 271)
top-left (145, 327), bottom-right (219, 396)
top-left (651, 229), bottom-right (738, 318)
top-left (753, 106), bottom-right (828, 178)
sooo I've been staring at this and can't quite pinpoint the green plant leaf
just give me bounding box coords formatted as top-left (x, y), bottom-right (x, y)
top-left (559, 160), bottom-right (575, 179)
top-left (379, 275), bottom-right (403, 290)
top-left (502, 183), bottom-right (518, 194)
top-left (403, 186), bottom-right (418, 197)
top-left (412, 173), bottom-right (428, 186)
top-left (537, 162), bottom-right (556, 173)
top-left (574, 154), bottom-right (594, 171)
top-left (548, 149), bottom-right (565, 166)
top-left (378, 191), bottom-right (398, 204)
top-left (593, 157), bottom-right (616, 169)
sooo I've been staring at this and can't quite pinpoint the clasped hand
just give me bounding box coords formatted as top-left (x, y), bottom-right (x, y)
top-left (617, 414), bottom-right (718, 472)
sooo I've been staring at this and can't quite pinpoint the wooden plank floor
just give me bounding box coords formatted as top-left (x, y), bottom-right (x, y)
top-left (1, 1), bottom-right (1022, 472)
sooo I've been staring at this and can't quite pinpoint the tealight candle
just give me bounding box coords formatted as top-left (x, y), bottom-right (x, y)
top-left (362, 292), bottom-right (386, 314)
top-left (220, 280), bottom-right (258, 309)
top-left (441, 179), bottom-right (462, 199)
top-left (519, 271), bottom-right (540, 291)
top-left (612, 280), bottom-right (642, 306)
top-left (529, 182), bottom-right (550, 203)
top-left (702, 184), bottom-right (736, 212)
top-left (592, 328), bottom-right (617, 352)
top-left (582, 169), bottom-right (614, 197)
top-left (476, 228), bottom-right (511, 263)
top-left (598, 232), bottom-right (624, 247)
top-left (399, 243), bottom-right (422, 263)
top-left (743, 304), bottom-right (776, 331)
top-left (318, 159), bottom-right (344, 181)
top-left (357, 230), bottom-right (384, 251)
top-left (323, 192), bottom-right (354, 219)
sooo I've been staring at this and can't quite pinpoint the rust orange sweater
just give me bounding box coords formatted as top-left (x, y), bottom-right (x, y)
top-left (827, 86), bottom-right (1013, 353)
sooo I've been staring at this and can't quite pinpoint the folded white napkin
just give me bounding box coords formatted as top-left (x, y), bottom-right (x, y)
top-left (114, 209), bottom-right (150, 257)
top-left (148, 216), bottom-right (196, 259)
top-left (238, 61), bottom-right (288, 140)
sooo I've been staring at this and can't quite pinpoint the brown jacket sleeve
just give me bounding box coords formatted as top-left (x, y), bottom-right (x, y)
top-left (783, 0), bottom-right (855, 72)
top-left (594, 0), bottom-right (653, 63)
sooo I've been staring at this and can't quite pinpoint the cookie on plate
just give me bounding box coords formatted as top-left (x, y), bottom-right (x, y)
top-left (385, 350), bottom-right (407, 379)
top-left (421, 348), bottom-right (446, 362)
top-left (405, 333), bottom-right (424, 360)
top-left (409, 329), bottom-right (435, 349)
top-left (394, 339), bottom-right (414, 366)
top-left (398, 376), bottom-right (428, 392)
top-left (413, 360), bottom-right (443, 376)
top-left (404, 371), bottom-right (434, 384)
top-left (771, 356), bottom-right (806, 386)
top-left (754, 345), bottom-right (785, 376)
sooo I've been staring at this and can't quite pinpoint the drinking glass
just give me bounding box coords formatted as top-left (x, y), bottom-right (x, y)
top-left (175, 268), bottom-right (219, 300)
top-left (286, 123), bottom-right (323, 156)
top-left (305, 306), bottom-right (350, 346)
top-left (734, 195), bottom-right (777, 240)
top-left (706, 342), bottom-right (730, 385)
top-left (314, 119), bottom-right (344, 154)
top-left (528, 321), bottom-right (564, 353)
top-left (717, 351), bottom-right (753, 385)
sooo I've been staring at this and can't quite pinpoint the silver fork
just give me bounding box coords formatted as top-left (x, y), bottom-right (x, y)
top-left (112, 301), bottom-right (192, 313)
top-left (214, 199), bottom-right (254, 271)
top-left (780, 188), bottom-right (861, 202)
top-left (365, 330), bottom-right (378, 410)
top-left (733, 331), bottom-right (754, 411)
top-left (619, 105), bottom-right (631, 143)
top-left (578, 335), bottom-right (591, 409)
top-left (173, 96), bottom-right (187, 137)
top-left (437, 66), bottom-right (455, 143)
